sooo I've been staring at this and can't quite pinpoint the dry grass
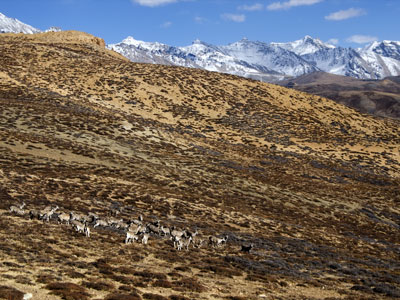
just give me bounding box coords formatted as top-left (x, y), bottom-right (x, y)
top-left (0, 31), bottom-right (399, 299)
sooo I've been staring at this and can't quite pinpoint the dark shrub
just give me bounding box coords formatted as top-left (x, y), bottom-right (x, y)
top-left (46, 282), bottom-right (90, 300)
top-left (351, 285), bottom-right (372, 293)
top-left (152, 279), bottom-right (173, 288)
top-left (168, 296), bottom-right (190, 300)
top-left (174, 266), bottom-right (190, 272)
top-left (0, 285), bottom-right (24, 300)
top-left (65, 270), bottom-right (85, 279)
top-left (105, 293), bottom-right (142, 300)
top-left (142, 293), bottom-right (168, 300)
top-left (118, 285), bottom-right (139, 293)
top-left (204, 265), bottom-right (242, 278)
top-left (134, 271), bottom-right (167, 280)
top-left (82, 280), bottom-right (115, 291)
top-left (15, 275), bottom-right (33, 285)
top-left (36, 274), bottom-right (59, 284)
top-left (173, 277), bottom-right (205, 293)
top-left (373, 284), bottom-right (400, 297)
top-left (109, 275), bottom-right (135, 285)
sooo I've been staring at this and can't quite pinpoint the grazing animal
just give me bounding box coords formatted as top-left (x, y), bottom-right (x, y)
top-left (57, 212), bottom-right (71, 225)
top-left (84, 224), bottom-right (90, 237)
top-left (70, 211), bottom-right (87, 223)
top-left (240, 243), bottom-right (254, 253)
top-left (93, 219), bottom-right (108, 228)
top-left (107, 217), bottom-right (123, 227)
top-left (193, 237), bottom-right (205, 248)
top-left (128, 224), bottom-right (142, 235)
top-left (141, 233), bottom-right (150, 245)
top-left (159, 225), bottom-right (170, 237)
top-left (29, 209), bottom-right (41, 220)
top-left (125, 232), bottom-right (139, 244)
top-left (40, 205), bottom-right (59, 222)
top-left (10, 202), bottom-right (26, 216)
top-left (170, 227), bottom-right (186, 239)
top-left (171, 235), bottom-right (182, 249)
top-left (87, 212), bottom-right (99, 223)
top-left (131, 214), bottom-right (143, 226)
top-left (114, 220), bottom-right (129, 230)
top-left (71, 220), bottom-right (85, 233)
top-left (185, 228), bottom-right (198, 239)
top-left (146, 223), bottom-right (160, 235)
top-left (177, 237), bottom-right (192, 251)
top-left (209, 235), bottom-right (228, 247)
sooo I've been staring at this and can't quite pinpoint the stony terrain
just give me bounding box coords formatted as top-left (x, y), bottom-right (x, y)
top-left (0, 31), bottom-right (399, 300)
top-left (280, 71), bottom-right (400, 119)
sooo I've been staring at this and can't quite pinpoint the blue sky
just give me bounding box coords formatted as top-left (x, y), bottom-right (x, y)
top-left (1, 0), bottom-right (399, 47)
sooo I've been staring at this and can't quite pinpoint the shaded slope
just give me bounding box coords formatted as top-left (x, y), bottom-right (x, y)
top-left (281, 71), bottom-right (400, 119)
top-left (0, 31), bottom-right (399, 300)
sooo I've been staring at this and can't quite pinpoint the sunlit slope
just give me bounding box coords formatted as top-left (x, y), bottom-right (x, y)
top-left (0, 31), bottom-right (399, 299)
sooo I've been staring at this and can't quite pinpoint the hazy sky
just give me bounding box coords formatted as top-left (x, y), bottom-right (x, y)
top-left (2, 0), bottom-right (399, 46)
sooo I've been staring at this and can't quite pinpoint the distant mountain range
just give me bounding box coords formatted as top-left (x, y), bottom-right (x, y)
top-left (0, 12), bottom-right (41, 34)
top-left (109, 36), bottom-right (400, 82)
top-left (0, 12), bottom-right (60, 34)
top-left (1, 11), bottom-right (400, 82)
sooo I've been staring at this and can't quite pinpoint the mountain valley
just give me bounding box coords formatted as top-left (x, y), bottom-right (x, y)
top-left (280, 71), bottom-right (400, 119)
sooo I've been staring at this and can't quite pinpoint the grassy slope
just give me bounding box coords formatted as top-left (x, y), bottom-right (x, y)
top-left (0, 31), bottom-right (399, 300)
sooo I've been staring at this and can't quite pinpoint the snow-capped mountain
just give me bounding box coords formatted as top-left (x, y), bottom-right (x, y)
top-left (108, 37), bottom-right (288, 81)
top-left (108, 36), bottom-right (192, 66)
top-left (221, 38), bottom-right (318, 77)
top-left (2, 11), bottom-right (399, 81)
top-left (364, 40), bottom-right (400, 61)
top-left (302, 47), bottom-right (377, 79)
top-left (0, 12), bottom-right (41, 34)
top-left (108, 37), bottom-right (323, 81)
top-left (178, 39), bottom-right (274, 78)
top-left (354, 41), bottom-right (400, 78)
top-left (45, 26), bottom-right (62, 33)
top-left (271, 35), bottom-right (335, 56)
top-left (110, 35), bottom-right (400, 81)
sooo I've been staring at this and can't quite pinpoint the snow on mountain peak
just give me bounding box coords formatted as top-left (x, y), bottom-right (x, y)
top-left (272, 35), bottom-right (335, 56)
top-left (0, 12), bottom-right (41, 34)
top-left (45, 26), bottom-right (62, 32)
top-left (110, 34), bottom-right (400, 82)
top-left (362, 41), bottom-right (381, 52)
top-left (121, 36), bottom-right (141, 45)
top-left (2, 11), bottom-right (399, 82)
top-left (117, 36), bottom-right (172, 53)
top-left (361, 39), bottom-right (400, 62)
top-left (183, 39), bottom-right (219, 54)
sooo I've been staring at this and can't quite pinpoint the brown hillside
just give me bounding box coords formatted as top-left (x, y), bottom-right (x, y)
top-left (0, 32), bottom-right (399, 300)
top-left (281, 71), bottom-right (400, 119)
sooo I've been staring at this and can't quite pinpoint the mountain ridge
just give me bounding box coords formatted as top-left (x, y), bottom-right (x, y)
top-left (1, 11), bottom-right (400, 82)
top-left (0, 12), bottom-right (40, 34)
top-left (109, 35), bottom-right (400, 82)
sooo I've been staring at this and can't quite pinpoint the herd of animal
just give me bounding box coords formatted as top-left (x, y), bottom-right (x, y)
top-left (7, 202), bottom-right (239, 251)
